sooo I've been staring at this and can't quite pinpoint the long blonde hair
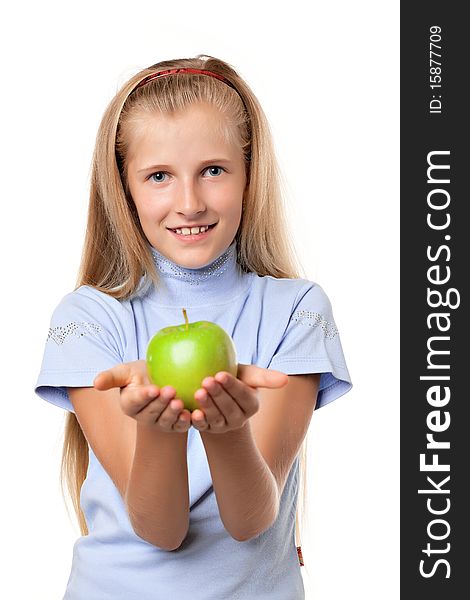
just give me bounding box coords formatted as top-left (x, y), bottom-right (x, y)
top-left (61, 54), bottom-right (311, 557)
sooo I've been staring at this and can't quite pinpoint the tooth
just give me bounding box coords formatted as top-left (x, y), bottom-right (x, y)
top-left (172, 225), bottom-right (210, 236)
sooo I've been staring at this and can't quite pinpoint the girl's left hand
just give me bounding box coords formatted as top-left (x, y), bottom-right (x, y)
top-left (191, 364), bottom-right (288, 434)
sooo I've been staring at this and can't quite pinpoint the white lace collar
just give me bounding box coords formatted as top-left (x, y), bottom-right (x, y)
top-left (144, 240), bottom-right (249, 307)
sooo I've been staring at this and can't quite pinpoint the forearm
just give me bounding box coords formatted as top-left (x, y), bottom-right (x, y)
top-left (201, 421), bottom-right (279, 541)
top-left (125, 424), bottom-right (189, 550)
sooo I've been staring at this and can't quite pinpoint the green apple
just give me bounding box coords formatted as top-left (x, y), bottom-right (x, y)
top-left (146, 308), bottom-right (238, 412)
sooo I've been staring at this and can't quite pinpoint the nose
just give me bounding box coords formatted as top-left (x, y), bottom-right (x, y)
top-left (175, 179), bottom-right (207, 218)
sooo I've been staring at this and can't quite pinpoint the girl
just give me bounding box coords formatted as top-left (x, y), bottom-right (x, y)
top-left (35, 55), bottom-right (352, 599)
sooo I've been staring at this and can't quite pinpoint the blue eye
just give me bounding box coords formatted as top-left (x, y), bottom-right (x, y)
top-left (148, 166), bottom-right (225, 183)
top-left (204, 166), bottom-right (224, 177)
top-left (149, 171), bottom-right (167, 183)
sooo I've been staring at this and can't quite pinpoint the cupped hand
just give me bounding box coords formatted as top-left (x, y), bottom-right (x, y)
top-left (191, 364), bottom-right (288, 434)
top-left (93, 359), bottom-right (191, 433)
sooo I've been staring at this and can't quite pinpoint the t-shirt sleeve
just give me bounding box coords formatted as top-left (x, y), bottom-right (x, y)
top-left (267, 282), bottom-right (353, 409)
top-left (34, 287), bottom-right (126, 413)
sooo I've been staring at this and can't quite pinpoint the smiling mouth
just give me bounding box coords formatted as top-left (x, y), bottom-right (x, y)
top-left (167, 223), bottom-right (217, 233)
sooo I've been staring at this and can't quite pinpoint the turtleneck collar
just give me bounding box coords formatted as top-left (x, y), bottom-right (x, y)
top-left (144, 240), bottom-right (250, 308)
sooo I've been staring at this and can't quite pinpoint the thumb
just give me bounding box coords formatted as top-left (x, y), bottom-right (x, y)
top-left (236, 364), bottom-right (289, 389)
top-left (94, 361), bottom-right (141, 391)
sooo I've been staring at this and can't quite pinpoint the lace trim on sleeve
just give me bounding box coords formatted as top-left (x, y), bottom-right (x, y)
top-left (47, 322), bottom-right (103, 345)
top-left (291, 310), bottom-right (339, 339)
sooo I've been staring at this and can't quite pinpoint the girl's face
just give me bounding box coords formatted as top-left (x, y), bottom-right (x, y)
top-left (126, 102), bottom-right (247, 269)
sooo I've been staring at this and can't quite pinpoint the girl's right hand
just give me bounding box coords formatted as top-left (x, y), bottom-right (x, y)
top-left (93, 359), bottom-right (192, 433)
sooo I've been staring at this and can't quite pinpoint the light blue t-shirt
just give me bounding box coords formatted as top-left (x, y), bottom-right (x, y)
top-left (35, 239), bottom-right (353, 600)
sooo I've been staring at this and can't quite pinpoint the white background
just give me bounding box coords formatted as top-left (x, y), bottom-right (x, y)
top-left (1, 1), bottom-right (399, 598)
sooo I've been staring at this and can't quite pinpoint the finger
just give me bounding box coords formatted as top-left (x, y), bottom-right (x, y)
top-left (158, 398), bottom-right (187, 429)
top-left (201, 378), bottom-right (245, 422)
top-left (173, 408), bottom-right (192, 431)
top-left (194, 388), bottom-right (227, 429)
top-left (126, 387), bottom-right (165, 418)
top-left (211, 373), bottom-right (258, 417)
top-left (191, 408), bottom-right (208, 431)
top-left (120, 382), bottom-right (171, 419)
top-left (141, 386), bottom-right (175, 419)
top-left (235, 364), bottom-right (289, 389)
top-left (94, 362), bottom-right (139, 391)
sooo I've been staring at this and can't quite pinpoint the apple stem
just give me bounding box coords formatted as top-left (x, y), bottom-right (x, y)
top-left (182, 308), bottom-right (188, 330)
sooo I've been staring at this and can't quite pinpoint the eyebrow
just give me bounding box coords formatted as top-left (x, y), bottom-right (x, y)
top-left (137, 158), bottom-right (233, 173)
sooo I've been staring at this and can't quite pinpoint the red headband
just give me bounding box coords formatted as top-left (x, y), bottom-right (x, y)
top-left (130, 68), bottom-right (240, 95)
